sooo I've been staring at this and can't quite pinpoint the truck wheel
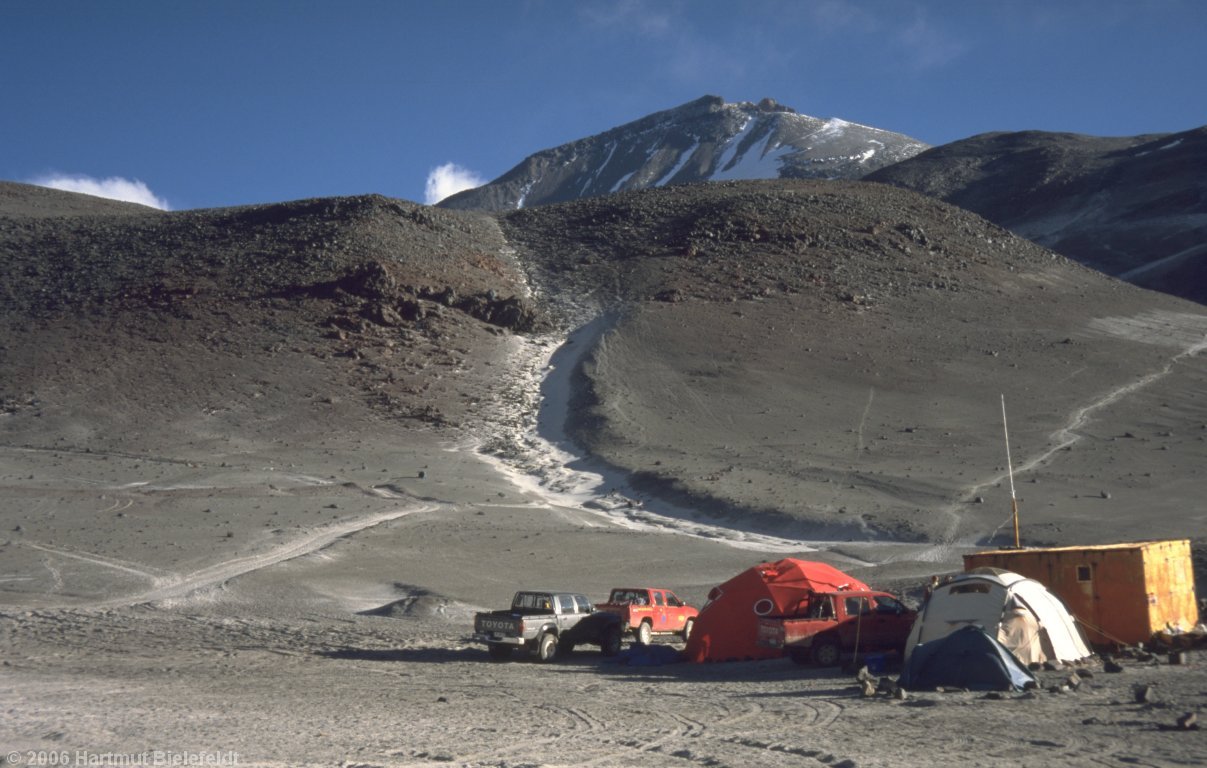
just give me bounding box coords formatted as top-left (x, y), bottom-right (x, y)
top-left (680, 618), bottom-right (694, 642)
top-left (488, 644), bottom-right (513, 662)
top-left (535, 632), bottom-right (558, 662)
top-left (600, 626), bottom-right (622, 657)
top-left (635, 620), bottom-right (653, 646)
top-left (811, 636), bottom-right (842, 667)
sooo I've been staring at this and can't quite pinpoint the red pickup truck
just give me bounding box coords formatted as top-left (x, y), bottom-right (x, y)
top-left (756, 590), bottom-right (916, 666)
top-left (596, 588), bottom-right (699, 645)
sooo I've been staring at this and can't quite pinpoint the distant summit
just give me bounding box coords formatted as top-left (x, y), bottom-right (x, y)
top-left (439, 95), bottom-right (928, 211)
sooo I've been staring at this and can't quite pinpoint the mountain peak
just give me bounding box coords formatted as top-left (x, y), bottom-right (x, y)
top-left (439, 96), bottom-right (928, 211)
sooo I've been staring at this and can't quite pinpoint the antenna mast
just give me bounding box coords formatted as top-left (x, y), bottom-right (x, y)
top-left (1001, 394), bottom-right (1020, 548)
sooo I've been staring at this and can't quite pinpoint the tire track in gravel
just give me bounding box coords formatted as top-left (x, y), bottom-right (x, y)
top-left (940, 310), bottom-right (1207, 543)
top-left (575, 697), bottom-right (742, 767)
top-left (807, 698), bottom-right (844, 728)
top-left (722, 735), bottom-right (853, 766)
top-left (565, 705), bottom-right (606, 734)
top-left (41, 555), bottom-right (64, 593)
top-left (448, 702), bottom-right (578, 765)
top-left (715, 698), bottom-right (765, 729)
top-left (712, 696), bottom-right (846, 767)
top-left (21, 542), bottom-right (170, 581)
top-left (95, 504), bottom-right (437, 608)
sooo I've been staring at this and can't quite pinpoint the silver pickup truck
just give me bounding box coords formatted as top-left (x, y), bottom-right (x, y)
top-left (472, 590), bottom-right (624, 662)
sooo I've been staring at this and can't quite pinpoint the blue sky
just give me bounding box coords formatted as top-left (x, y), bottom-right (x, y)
top-left (3, 0), bottom-right (1204, 211)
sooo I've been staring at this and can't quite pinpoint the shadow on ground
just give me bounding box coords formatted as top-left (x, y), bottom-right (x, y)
top-left (316, 646), bottom-right (480, 663)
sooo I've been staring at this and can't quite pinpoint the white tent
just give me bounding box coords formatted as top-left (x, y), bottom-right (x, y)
top-left (905, 568), bottom-right (1092, 665)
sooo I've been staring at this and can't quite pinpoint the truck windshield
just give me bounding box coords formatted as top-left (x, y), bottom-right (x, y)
top-left (874, 595), bottom-right (905, 613)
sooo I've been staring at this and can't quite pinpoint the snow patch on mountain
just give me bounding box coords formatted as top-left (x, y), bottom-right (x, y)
top-left (710, 125), bottom-right (795, 181)
top-left (438, 95), bottom-right (930, 212)
top-left (655, 140), bottom-right (699, 186)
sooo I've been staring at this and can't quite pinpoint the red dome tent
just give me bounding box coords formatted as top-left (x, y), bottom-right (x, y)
top-left (685, 558), bottom-right (869, 663)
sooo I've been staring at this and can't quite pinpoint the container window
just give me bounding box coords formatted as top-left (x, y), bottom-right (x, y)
top-left (1077, 565), bottom-right (1092, 582)
top-left (949, 583), bottom-right (990, 595)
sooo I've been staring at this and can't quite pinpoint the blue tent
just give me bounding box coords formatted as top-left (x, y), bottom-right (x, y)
top-left (604, 644), bottom-right (685, 666)
top-left (899, 625), bottom-right (1036, 692)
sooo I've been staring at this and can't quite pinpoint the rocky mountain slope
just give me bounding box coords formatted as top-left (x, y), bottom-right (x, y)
top-left (865, 126), bottom-right (1207, 304)
top-left (0, 181), bottom-right (541, 439)
top-left (4, 179), bottom-right (1206, 549)
top-left (495, 179), bottom-right (1207, 546)
top-left (439, 95), bottom-right (928, 211)
top-left (0, 180), bottom-right (161, 218)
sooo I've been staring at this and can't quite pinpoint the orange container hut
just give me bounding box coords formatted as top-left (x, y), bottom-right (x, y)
top-left (963, 539), bottom-right (1199, 647)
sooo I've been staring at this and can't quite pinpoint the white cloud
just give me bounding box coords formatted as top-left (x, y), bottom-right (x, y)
top-left (28, 173), bottom-right (171, 210)
top-left (424, 162), bottom-right (485, 204)
top-left (807, 0), bottom-right (877, 33)
top-left (896, 14), bottom-right (969, 71)
top-left (580, 0), bottom-right (675, 37)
